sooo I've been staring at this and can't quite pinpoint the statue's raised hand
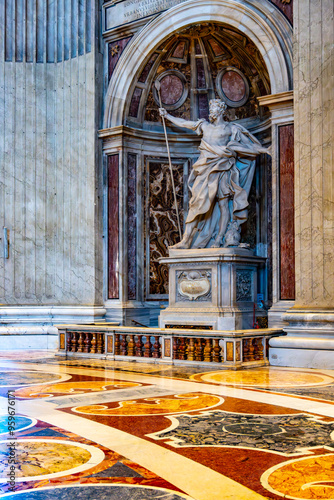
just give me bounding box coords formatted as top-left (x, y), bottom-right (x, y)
top-left (159, 108), bottom-right (168, 118)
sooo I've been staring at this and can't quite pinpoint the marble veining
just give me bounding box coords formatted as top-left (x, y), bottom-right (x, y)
top-left (1, 351), bottom-right (334, 500)
top-left (1, 484), bottom-right (194, 500)
top-left (149, 411), bottom-right (334, 455)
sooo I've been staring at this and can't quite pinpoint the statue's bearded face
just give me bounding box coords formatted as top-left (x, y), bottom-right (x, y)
top-left (209, 106), bottom-right (221, 122)
top-left (208, 102), bottom-right (226, 122)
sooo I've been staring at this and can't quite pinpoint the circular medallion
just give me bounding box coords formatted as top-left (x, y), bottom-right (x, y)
top-left (191, 368), bottom-right (334, 388)
top-left (261, 454), bottom-right (334, 499)
top-left (160, 75), bottom-right (184, 105)
top-left (0, 371), bottom-right (70, 387)
top-left (153, 70), bottom-right (188, 110)
top-left (216, 67), bottom-right (249, 107)
top-left (0, 415), bottom-right (36, 435)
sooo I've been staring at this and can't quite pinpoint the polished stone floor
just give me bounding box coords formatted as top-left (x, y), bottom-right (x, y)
top-left (0, 350), bottom-right (334, 499)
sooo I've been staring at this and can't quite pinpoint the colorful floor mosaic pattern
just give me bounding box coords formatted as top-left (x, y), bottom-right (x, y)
top-left (0, 351), bottom-right (334, 500)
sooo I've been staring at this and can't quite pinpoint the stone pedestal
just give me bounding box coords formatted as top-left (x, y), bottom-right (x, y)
top-left (159, 248), bottom-right (265, 331)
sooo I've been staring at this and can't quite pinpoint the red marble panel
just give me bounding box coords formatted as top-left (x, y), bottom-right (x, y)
top-left (172, 41), bottom-right (186, 59)
top-left (198, 93), bottom-right (209, 120)
top-left (221, 71), bottom-right (246, 102)
top-left (269, 0), bottom-right (293, 25)
top-left (127, 153), bottom-right (137, 300)
top-left (279, 124), bottom-right (295, 300)
top-left (129, 88), bottom-right (142, 118)
top-left (108, 155), bottom-right (119, 299)
top-left (108, 37), bottom-right (132, 81)
top-left (195, 39), bottom-right (201, 55)
top-left (208, 37), bottom-right (225, 57)
top-left (196, 58), bottom-right (206, 88)
top-left (138, 52), bottom-right (158, 83)
top-left (160, 75), bottom-right (183, 105)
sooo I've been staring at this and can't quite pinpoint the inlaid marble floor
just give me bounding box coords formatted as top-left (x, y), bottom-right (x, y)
top-left (0, 351), bottom-right (334, 499)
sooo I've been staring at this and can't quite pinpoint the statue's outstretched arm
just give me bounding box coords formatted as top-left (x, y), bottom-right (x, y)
top-left (159, 108), bottom-right (202, 131)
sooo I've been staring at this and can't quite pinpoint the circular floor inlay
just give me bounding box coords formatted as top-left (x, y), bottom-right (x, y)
top-left (191, 368), bottom-right (334, 388)
top-left (261, 454), bottom-right (334, 499)
top-left (0, 439), bottom-right (105, 482)
top-left (0, 415), bottom-right (36, 435)
top-left (1, 484), bottom-right (195, 499)
top-left (0, 371), bottom-right (70, 387)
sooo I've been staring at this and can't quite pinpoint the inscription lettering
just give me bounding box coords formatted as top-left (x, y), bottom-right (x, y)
top-left (105, 0), bottom-right (187, 31)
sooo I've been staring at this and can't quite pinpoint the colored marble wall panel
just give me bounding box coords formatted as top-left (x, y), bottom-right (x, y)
top-left (198, 94), bottom-right (209, 119)
top-left (279, 125), bottom-right (295, 300)
top-left (107, 336), bottom-right (113, 353)
top-left (59, 333), bottom-right (65, 350)
top-left (147, 161), bottom-right (184, 296)
top-left (195, 39), bottom-right (201, 55)
top-left (196, 58), bottom-right (206, 88)
top-left (269, 0), bottom-right (293, 25)
top-left (160, 75), bottom-right (183, 105)
top-left (172, 41), bottom-right (186, 59)
top-left (108, 37), bottom-right (132, 81)
top-left (221, 71), bottom-right (246, 102)
top-left (108, 155), bottom-right (119, 299)
top-left (226, 342), bottom-right (234, 361)
top-left (127, 153), bottom-right (137, 300)
top-left (138, 53), bottom-right (158, 83)
top-left (164, 339), bottom-right (171, 357)
top-left (208, 37), bottom-right (225, 57)
top-left (129, 88), bottom-right (142, 118)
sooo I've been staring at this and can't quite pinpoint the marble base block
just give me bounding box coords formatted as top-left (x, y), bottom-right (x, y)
top-left (104, 301), bottom-right (160, 327)
top-left (269, 310), bottom-right (334, 368)
top-left (159, 248), bottom-right (266, 331)
top-left (0, 326), bottom-right (58, 350)
top-left (0, 306), bottom-right (107, 325)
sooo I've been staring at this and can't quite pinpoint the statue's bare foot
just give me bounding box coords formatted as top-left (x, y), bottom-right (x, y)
top-left (169, 239), bottom-right (190, 249)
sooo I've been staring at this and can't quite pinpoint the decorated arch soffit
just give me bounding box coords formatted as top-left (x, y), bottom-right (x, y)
top-left (103, 0), bottom-right (293, 129)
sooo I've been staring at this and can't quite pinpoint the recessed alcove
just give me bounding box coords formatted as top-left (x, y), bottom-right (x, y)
top-left (125, 23), bottom-right (271, 130)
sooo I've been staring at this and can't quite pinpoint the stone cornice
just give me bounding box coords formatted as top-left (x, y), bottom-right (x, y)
top-left (258, 91), bottom-right (294, 109)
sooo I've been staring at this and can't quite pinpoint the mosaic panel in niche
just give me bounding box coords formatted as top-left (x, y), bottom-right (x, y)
top-left (147, 161), bottom-right (184, 296)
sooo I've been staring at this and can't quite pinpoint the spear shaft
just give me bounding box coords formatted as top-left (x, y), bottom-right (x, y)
top-left (155, 82), bottom-right (182, 240)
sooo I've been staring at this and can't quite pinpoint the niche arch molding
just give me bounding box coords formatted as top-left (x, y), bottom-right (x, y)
top-left (103, 0), bottom-right (293, 129)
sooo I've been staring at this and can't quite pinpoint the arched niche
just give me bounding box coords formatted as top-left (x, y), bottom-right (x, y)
top-left (101, 0), bottom-right (293, 327)
top-left (103, 0), bottom-right (292, 129)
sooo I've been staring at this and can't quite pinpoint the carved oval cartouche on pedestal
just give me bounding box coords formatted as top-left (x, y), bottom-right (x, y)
top-left (178, 270), bottom-right (211, 300)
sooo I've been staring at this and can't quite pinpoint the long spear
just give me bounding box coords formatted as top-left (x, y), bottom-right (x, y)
top-left (155, 81), bottom-right (182, 240)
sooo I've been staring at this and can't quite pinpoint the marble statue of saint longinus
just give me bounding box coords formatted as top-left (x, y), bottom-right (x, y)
top-left (159, 99), bottom-right (270, 249)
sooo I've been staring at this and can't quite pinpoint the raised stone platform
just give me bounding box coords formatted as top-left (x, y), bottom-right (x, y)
top-left (159, 247), bottom-right (266, 331)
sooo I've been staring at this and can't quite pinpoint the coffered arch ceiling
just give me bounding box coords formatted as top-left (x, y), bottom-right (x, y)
top-left (103, 0), bottom-right (292, 129)
top-left (125, 23), bottom-right (271, 129)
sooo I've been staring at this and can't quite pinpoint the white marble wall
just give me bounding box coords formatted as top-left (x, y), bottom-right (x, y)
top-left (0, 2), bottom-right (103, 310)
top-left (294, 0), bottom-right (334, 308)
top-left (270, 0), bottom-right (334, 368)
